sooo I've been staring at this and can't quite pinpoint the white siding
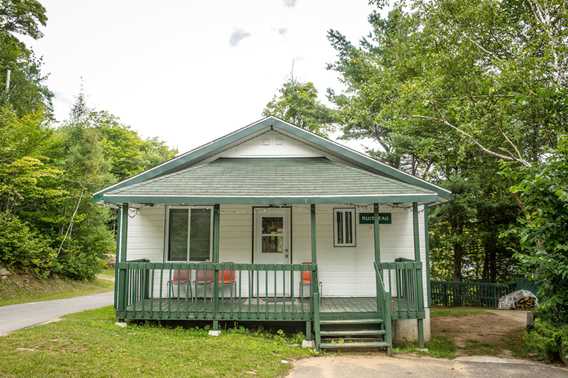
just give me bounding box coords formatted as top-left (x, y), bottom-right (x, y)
top-left (220, 131), bottom-right (323, 158)
top-left (126, 206), bottom-right (165, 262)
top-left (125, 204), bottom-right (428, 301)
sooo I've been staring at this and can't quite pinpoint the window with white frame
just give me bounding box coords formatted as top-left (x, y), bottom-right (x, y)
top-left (333, 208), bottom-right (356, 247)
top-left (167, 207), bottom-right (212, 261)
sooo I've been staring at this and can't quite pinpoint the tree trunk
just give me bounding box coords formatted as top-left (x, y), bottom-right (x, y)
top-left (453, 243), bottom-right (464, 281)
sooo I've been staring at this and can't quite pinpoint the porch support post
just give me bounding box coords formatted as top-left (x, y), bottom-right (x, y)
top-left (310, 204), bottom-right (317, 263)
top-left (373, 203), bottom-right (381, 266)
top-left (413, 202), bottom-right (425, 348)
top-left (310, 204), bottom-right (320, 349)
top-left (212, 204), bottom-right (220, 332)
top-left (117, 203), bottom-right (129, 319)
top-left (424, 205), bottom-right (431, 307)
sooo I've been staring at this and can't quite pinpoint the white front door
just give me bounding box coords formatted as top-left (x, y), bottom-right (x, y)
top-left (253, 208), bottom-right (291, 297)
top-left (254, 208), bottom-right (291, 264)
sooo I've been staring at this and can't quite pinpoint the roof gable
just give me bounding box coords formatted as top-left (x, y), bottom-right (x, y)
top-left (94, 116), bottom-right (450, 202)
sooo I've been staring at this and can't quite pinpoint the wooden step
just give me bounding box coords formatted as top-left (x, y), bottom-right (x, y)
top-left (320, 319), bottom-right (383, 325)
top-left (320, 329), bottom-right (386, 337)
top-left (320, 341), bottom-right (390, 349)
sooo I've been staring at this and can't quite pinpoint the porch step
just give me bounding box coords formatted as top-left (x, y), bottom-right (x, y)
top-left (320, 341), bottom-right (390, 350)
top-left (320, 329), bottom-right (385, 337)
top-left (320, 319), bottom-right (383, 325)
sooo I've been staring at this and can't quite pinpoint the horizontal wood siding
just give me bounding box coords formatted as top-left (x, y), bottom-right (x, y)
top-left (125, 204), bottom-right (427, 304)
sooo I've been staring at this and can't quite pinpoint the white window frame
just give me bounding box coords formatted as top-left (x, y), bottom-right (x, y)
top-left (165, 206), bottom-right (214, 262)
top-left (333, 208), bottom-right (357, 247)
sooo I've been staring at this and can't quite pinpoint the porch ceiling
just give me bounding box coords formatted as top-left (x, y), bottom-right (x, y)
top-left (101, 157), bottom-right (441, 205)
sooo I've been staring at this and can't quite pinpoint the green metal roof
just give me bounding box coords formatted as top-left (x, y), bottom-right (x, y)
top-left (102, 157), bottom-right (440, 205)
top-left (94, 117), bottom-right (451, 202)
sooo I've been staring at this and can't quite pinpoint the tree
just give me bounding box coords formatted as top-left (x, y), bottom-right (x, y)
top-left (263, 79), bottom-right (335, 136)
top-left (327, 0), bottom-right (567, 281)
top-left (0, 0), bottom-right (47, 39)
top-left (0, 0), bottom-right (52, 115)
top-left (508, 137), bottom-right (568, 324)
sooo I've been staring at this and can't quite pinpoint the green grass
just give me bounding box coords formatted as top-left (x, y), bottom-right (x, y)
top-left (0, 306), bottom-right (314, 377)
top-left (394, 336), bottom-right (458, 359)
top-left (431, 306), bottom-right (489, 318)
top-left (0, 275), bottom-right (113, 307)
top-left (98, 267), bottom-right (115, 280)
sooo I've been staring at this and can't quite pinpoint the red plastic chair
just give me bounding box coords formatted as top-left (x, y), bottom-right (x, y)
top-left (168, 269), bottom-right (191, 298)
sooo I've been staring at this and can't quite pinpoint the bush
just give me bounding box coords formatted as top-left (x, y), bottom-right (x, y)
top-left (525, 319), bottom-right (568, 363)
top-left (0, 212), bottom-right (58, 278)
top-left (56, 246), bottom-right (104, 281)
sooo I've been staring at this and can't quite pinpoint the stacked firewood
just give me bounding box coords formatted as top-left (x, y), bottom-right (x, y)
top-left (515, 295), bottom-right (537, 310)
top-left (498, 289), bottom-right (538, 310)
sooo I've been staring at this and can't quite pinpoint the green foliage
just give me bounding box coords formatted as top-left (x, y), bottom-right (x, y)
top-left (0, 1), bottom-right (52, 115)
top-left (508, 137), bottom-right (568, 325)
top-left (525, 319), bottom-right (568, 363)
top-left (264, 79), bottom-right (335, 136)
top-left (0, 211), bottom-right (57, 278)
top-left (327, 0), bottom-right (567, 281)
top-left (0, 90), bottom-right (175, 280)
top-left (0, 0), bottom-right (47, 39)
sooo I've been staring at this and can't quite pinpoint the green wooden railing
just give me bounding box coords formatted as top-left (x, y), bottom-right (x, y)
top-left (377, 261), bottom-right (425, 320)
top-left (374, 262), bottom-right (392, 354)
top-left (116, 261), bottom-right (318, 321)
top-left (431, 280), bottom-right (513, 308)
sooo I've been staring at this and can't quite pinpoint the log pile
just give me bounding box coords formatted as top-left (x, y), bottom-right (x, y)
top-left (498, 289), bottom-right (538, 310)
top-left (515, 295), bottom-right (537, 310)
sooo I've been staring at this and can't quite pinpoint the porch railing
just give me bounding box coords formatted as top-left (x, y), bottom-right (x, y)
top-left (116, 261), bottom-right (318, 321)
top-left (374, 262), bottom-right (392, 353)
top-left (377, 261), bottom-right (425, 320)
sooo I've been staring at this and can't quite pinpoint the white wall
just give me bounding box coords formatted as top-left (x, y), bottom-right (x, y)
top-left (125, 204), bottom-right (428, 301)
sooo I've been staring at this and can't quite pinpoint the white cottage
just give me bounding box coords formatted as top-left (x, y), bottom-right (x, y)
top-left (94, 116), bottom-right (450, 352)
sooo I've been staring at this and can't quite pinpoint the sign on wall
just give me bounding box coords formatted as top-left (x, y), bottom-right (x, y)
top-left (359, 212), bottom-right (392, 225)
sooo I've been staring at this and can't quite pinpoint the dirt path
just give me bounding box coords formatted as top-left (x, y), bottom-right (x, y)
top-left (432, 310), bottom-right (527, 356)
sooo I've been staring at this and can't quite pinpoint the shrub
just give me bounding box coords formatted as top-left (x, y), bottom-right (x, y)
top-left (0, 212), bottom-right (58, 278)
top-left (525, 319), bottom-right (568, 363)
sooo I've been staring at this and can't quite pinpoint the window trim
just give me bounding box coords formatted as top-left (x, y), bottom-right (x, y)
top-left (333, 207), bottom-right (357, 247)
top-left (165, 205), bottom-right (214, 262)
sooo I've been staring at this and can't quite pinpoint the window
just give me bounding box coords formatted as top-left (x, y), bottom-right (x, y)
top-left (261, 216), bottom-right (284, 253)
top-left (167, 207), bottom-right (212, 261)
top-left (333, 208), bottom-right (356, 247)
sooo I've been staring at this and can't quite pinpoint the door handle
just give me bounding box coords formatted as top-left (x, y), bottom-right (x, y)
top-left (284, 248), bottom-right (289, 259)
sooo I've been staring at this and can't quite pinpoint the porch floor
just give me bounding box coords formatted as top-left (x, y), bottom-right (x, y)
top-left (121, 297), bottom-right (421, 321)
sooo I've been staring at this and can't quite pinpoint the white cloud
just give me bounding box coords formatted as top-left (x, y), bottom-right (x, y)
top-left (229, 28), bottom-right (251, 47)
top-left (283, 0), bottom-right (297, 7)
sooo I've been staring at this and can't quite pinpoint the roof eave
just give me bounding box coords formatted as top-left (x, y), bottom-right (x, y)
top-left (100, 193), bottom-right (443, 205)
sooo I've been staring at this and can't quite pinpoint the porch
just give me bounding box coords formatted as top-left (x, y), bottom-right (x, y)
top-left (116, 260), bottom-right (425, 321)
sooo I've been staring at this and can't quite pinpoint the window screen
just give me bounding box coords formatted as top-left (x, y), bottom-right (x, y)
top-left (334, 208), bottom-right (356, 247)
top-left (168, 208), bottom-right (211, 261)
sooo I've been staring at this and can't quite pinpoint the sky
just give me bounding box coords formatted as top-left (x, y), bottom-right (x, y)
top-left (29, 0), bottom-right (376, 153)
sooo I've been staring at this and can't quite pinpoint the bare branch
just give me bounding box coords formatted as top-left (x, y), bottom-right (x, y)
top-left (410, 115), bottom-right (531, 166)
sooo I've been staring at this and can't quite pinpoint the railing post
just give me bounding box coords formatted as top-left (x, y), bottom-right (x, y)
top-left (412, 203), bottom-right (425, 348)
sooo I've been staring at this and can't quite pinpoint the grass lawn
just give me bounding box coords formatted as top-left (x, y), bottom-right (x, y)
top-left (0, 274), bottom-right (113, 307)
top-left (0, 306), bottom-right (314, 377)
top-left (430, 306), bottom-right (489, 318)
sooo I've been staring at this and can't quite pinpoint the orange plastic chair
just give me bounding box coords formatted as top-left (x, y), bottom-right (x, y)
top-left (168, 269), bottom-right (191, 298)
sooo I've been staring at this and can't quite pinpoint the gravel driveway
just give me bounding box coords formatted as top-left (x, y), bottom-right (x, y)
top-left (288, 355), bottom-right (568, 378)
top-left (0, 292), bottom-right (113, 336)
